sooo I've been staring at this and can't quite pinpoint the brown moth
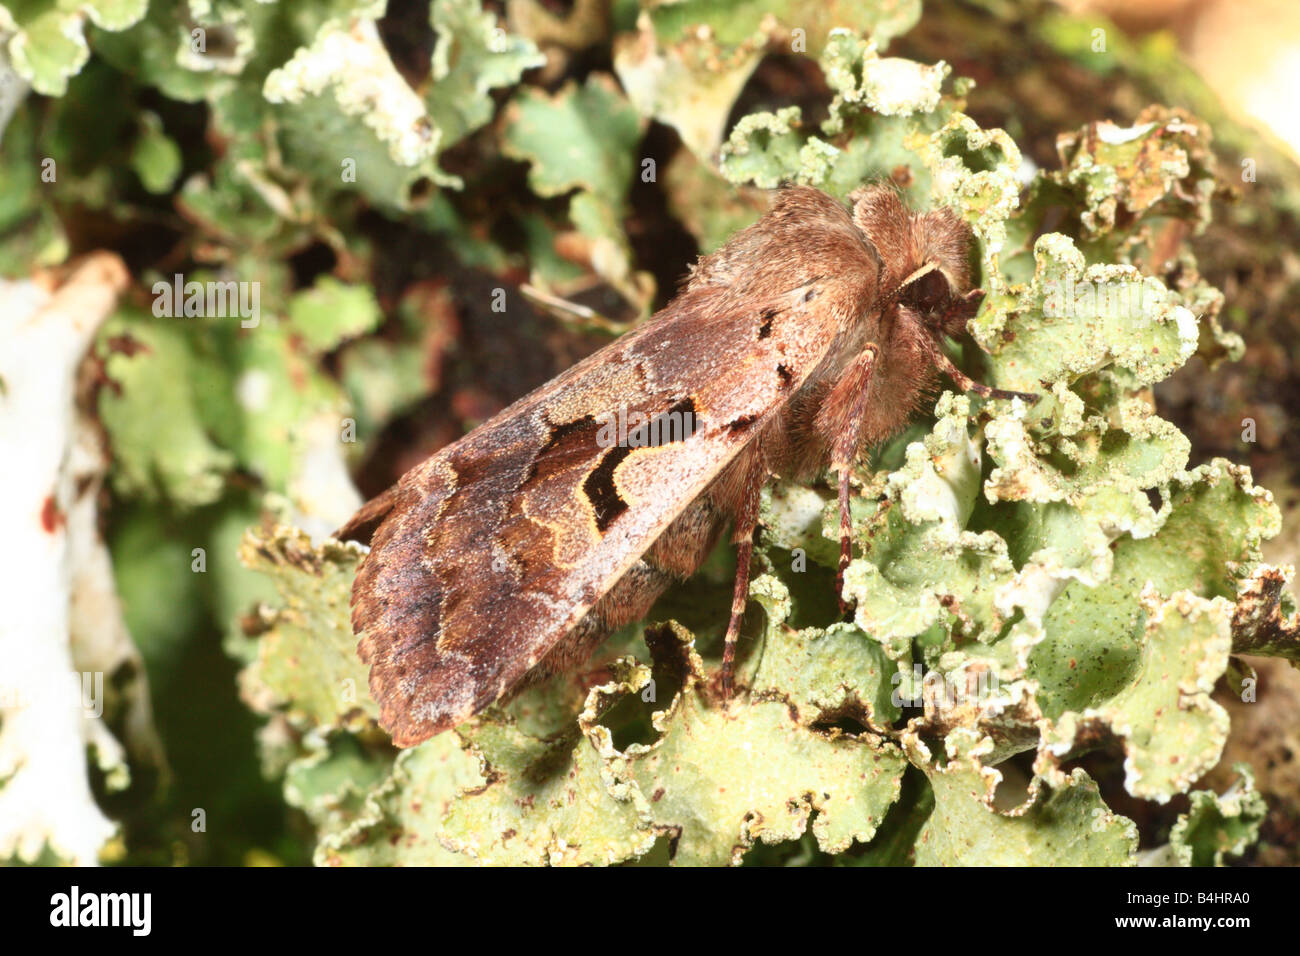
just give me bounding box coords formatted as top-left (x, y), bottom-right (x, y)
top-left (337, 183), bottom-right (1036, 747)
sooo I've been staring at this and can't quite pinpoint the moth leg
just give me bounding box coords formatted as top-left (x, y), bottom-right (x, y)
top-left (715, 449), bottom-right (773, 701)
top-left (836, 468), bottom-right (854, 615)
top-left (935, 292), bottom-right (1039, 403)
top-left (720, 480), bottom-right (762, 701)
top-left (826, 346), bottom-right (879, 615)
top-left (930, 346), bottom-right (1039, 404)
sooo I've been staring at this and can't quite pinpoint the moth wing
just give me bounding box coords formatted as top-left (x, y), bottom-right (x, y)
top-left (335, 485), bottom-right (396, 545)
top-left (351, 188), bottom-right (881, 745)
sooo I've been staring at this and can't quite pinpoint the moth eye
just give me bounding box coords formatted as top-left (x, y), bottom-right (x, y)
top-left (900, 269), bottom-right (950, 314)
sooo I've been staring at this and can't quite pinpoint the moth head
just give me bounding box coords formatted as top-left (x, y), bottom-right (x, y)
top-left (896, 263), bottom-right (956, 329)
top-left (850, 185), bottom-right (978, 338)
top-left (851, 182), bottom-right (1038, 405)
top-left (899, 206), bottom-right (978, 338)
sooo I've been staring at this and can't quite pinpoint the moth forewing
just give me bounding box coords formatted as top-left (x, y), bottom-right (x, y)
top-left (341, 183), bottom-right (1033, 747)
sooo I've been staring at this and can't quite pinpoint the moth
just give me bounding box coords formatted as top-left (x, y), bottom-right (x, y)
top-left (337, 183), bottom-right (1036, 747)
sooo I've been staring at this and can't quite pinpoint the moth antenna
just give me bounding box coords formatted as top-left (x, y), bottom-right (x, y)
top-left (931, 347), bottom-right (1040, 404)
top-left (520, 284), bottom-right (631, 334)
top-left (880, 262), bottom-right (939, 313)
top-left (895, 262), bottom-right (939, 293)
